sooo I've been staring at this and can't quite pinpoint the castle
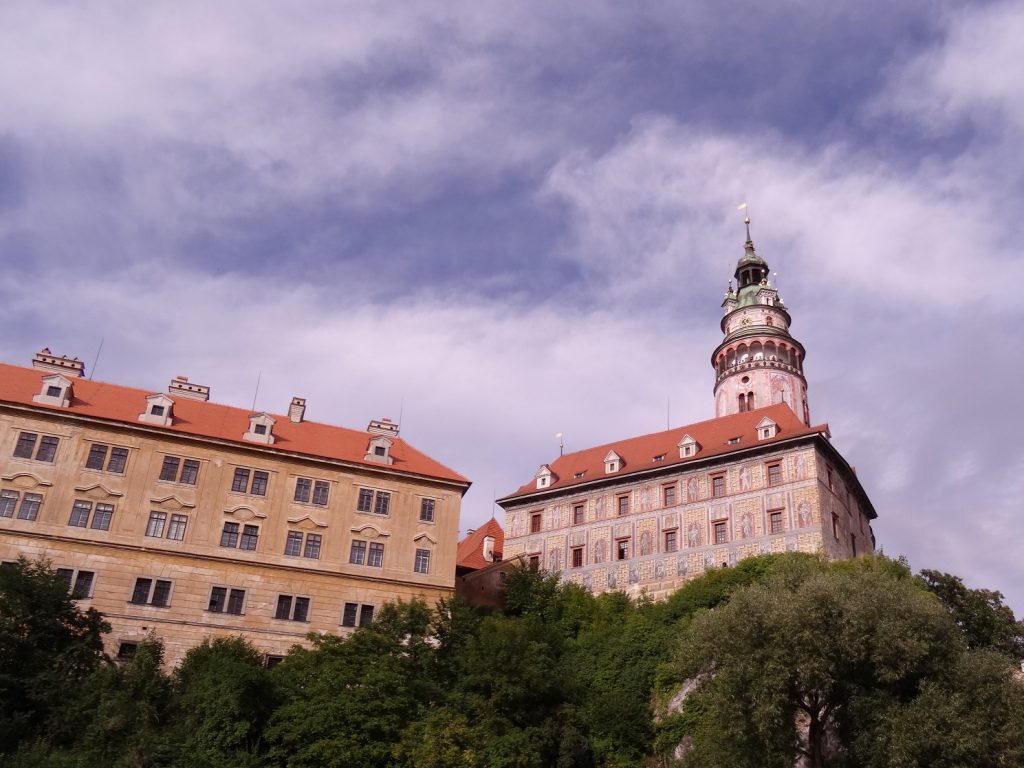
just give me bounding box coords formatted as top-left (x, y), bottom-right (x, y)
top-left (497, 224), bottom-right (876, 597)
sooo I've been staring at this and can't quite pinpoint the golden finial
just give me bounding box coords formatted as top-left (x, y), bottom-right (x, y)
top-left (738, 202), bottom-right (752, 241)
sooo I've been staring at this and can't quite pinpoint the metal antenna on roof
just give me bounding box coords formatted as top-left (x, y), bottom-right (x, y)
top-left (88, 338), bottom-right (104, 381)
top-left (666, 397), bottom-right (671, 431)
top-left (397, 397), bottom-right (404, 435)
top-left (250, 371), bottom-right (262, 413)
top-left (556, 432), bottom-right (564, 456)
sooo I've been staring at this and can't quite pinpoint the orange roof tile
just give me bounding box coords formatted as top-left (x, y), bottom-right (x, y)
top-left (0, 362), bottom-right (469, 487)
top-left (456, 517), bottom-right (504, 570)
top-left (500, 403), bottom-right (825, 501)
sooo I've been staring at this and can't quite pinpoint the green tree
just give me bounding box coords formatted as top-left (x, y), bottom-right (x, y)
top-left (918, 569), bottom-right (1024, 659)
top-left (0, 558), bottom-right (109, 753)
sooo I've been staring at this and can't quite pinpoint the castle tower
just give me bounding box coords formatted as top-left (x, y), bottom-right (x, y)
top-left (712, 219), bottom-right (810, 425)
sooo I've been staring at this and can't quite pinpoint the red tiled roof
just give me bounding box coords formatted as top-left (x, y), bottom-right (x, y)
top-left (456, 517), bottom-right (504, 570)
top-left (500, 404), bottom-right (826, 501)
top-left (0, 362), bottom-right (469, 486)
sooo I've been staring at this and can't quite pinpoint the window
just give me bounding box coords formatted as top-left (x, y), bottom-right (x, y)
top-left (528, 555), bottom-right (540, 569)
top-left (616, 539), bottom-right (629, 560)
top-left (850, 533), bottom-right (857, 555)
top-left (653, 454), bottom-right (666, 462)
top-left (159, 456), bottom-right (200, 485)
top-left (275, 595), bottom-right (310, 622)
top-left (341, 602), bottom-right (374, 628)
top-left (220, 522), bottom-right (259, 551)
top-left (68, 500), bottom-right (113, 530)
top-left (770, 510), bottom-right (784, 534)
top-left (167, 514), bottom-right (188, 541)
top-left (117, 642), bottom-right (138, 661)
top-left (283, 531), bottom-right (322, 559)
top-left (264, 655), bottom-right (284, 669)
top-left (832, 513), bottom-right (840, 540)
top-left (663, 485), bottom-right (677, 507)
top-left (617, 495), bottom-right (630, 516)
top-left (414, 548), bottom-right (431, 574)
top-left (230, 468), bottom-right (268, 496)
top-left (84, 444), bottom-right (128, 473)
top-left (150, 405), bottom-right (165, 417)
top-left (254, 424), bottom-right (267, 435)
top-left (55, 568), bottom-right (95, 598)
top-left (349, 539), bottom-right (367, 565)
top-left (767, 462), bottom-right (782, 486)
top-left (294, 478), bottom-right (330, 506)
top-left (571, 547), bottom-right (584, 568)
top-left (419, 498), bottom-right (435, 523)
top-left (665, 530), bottom-right (678, 553)
top-left (530, 512), bottom-right (542, 533)
top-left (0, 490), bottom-right (18, 518)
top-left (373, 445), bottom-right (386, 457)
top-left (130, 578), bottom-right (172, 607)
top-left (16, 493), bottom-right (42, 521)
top-left (13, 432), bottom-right (58, 462)
top-left (145, 511), bottom-right (166, 538)
top-left (827, 468), bottom-right (834, 491)
top-left (572, 504), bottom-right (585, 525)
top-left (208, 586), bottom-right (246, 615)
top-left (713, 520), bottom-right (728, 544)
top-left (711, 474), bottom-right (726, 498)
top-left (368, 542), bottom-right (385, 568)
top-left (356, 488), bottom-right (391, 516)
top-left (46, 385), bottom-right (62, 398)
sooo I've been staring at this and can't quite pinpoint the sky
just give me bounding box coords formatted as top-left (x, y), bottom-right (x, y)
top-left (1, 1), bottom-right (1022, 611)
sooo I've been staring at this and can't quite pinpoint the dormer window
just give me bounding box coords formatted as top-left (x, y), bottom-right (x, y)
top-left (604, 450), bottom-right (622, 474)
top-left (756, 417), bottom-right (778, 441)
top-left (678, 434), bottom-right (700, 459)
top-left (32, 374), bottom-right (72, 408)
top-left (244, 413), bottom-right (276, 445)
top-left (365, 436), bottom-right (394, 465)
top-left (139, 394), bottom-right (174, 427)
top-left (653, 454), bottom-right (666, 463)
top-left (535, 464), bottom-right (554, 490)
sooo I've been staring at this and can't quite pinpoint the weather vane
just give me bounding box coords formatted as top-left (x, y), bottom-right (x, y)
top-left (738, 202), bottom-right (751, 240)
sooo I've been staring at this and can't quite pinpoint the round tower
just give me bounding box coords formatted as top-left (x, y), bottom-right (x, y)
top-left (711, 220), bottom-right (810, 425)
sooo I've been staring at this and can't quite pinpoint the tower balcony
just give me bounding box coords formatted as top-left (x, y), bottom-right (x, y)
top-left (715, 357), bottom-right (803, 383)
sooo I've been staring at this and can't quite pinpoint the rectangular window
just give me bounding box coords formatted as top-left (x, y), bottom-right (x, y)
top-left (572, 504), bottom-right (585, 525)
top-left (770, 510), bottom-right (784, 534)
top-left (180, 459), bottom-right (200, 485)
top-left (616, 539), bottom-right (629, 560)
top-left (13, 432), bottom-right (37, 459)
top-left (86, 444), bottom-right (108, 470)
top-left (167, 514), bottom-right (188, 541)
top-left (713, 520), bottom-right (728, 544)
top-left (90, 504), bottom-right (113, 531)
top-left (617, 495), bottom-right (630, 516)
top-left (231, 468), bottom-right (249, 493)
top-left (571, 547), bottom-right (584, 568)
top-left (303, 533), bottom-right (322, 559)
top-left (767, 462), bottom-right (782, 486)
top-left (294, 478), bottom-right (311, 503)
top-left (239, 524), bottom-right (259, 551)
top-left (130, 578), bottom-right (172, 607)
top-left (312, 481), bottom-right (329, 506)
top-left (663, 484), bottom-right (677, 507)
top-left (530, 512), bottom-right (542, 533)
top-left (373, 491), bottom-right (390, 516)
top-left (342, 602), bottom-right (359, 627)
top-left (349, 540), bottom-right (367, 565)
top-left (159, 456), bottom-right (180, 481)
top-left (528, 555), bottom-right (540, 569)
top-left (56, 568), bottom-right (95, 599)
top-left (69, 500), bottom-right (92, 528)
top-left (712, 474), bottom-right (726, 498)
top-left (212, 588), bottom-right (245, 615)
top-left (18, 493), bottom-right (42, 521)
top-left (145, 511), bottom-right (167, 538)
top-left (665, 530), bottom-right (678, 553)
top-left (357, 488), bottom-right (374, 512)
top-left (161, 456), bottom-right (200, 484)
top-left (106, 447), bottom-right (128, 473)
top-left (0, 490), bottom-right (18, 518)
top-left (368, 542), bottom-right (385, 568)
top-left (275, 595), bottom-right (310, 622)
top-left (359, 605), bottom-right (374, 627)
top-left (832, 513), bottom-right (840, 540)
top-left (284, 530), bottom-right (303, 557)
top-left (220, 522), bottom-right (240, 548)
top-left (414, 548), bottom-right (430, 574)
top-left (419, 498), bottom-right (435, 523)
top-left (850, 533), bottom-right (857, 555)
top-left (827, 468), bottom-right (834, 490)
top-left (36, 436), bottom-right (59, 463)
top-left (250, 471), bottom-right (269, 497)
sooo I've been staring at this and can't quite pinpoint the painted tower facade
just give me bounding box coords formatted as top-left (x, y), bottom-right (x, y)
top-left (712, 222), bottom-right (810, 426)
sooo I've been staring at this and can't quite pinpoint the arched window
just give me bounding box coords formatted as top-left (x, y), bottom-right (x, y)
top-left (751, 342), bottom-right (763, 361)
top-left (738, 393), bottom-right (747, 413)
top-left (746, 391), bottom-right (755, 410)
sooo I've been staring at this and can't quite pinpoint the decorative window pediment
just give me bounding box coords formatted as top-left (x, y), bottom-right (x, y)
top-left (286, 514), bottom-right (328, 530)
top-left (243, 413), bottom-right (276, 445)
top-left (72, 483), bottom-right (124, 500)
top-left (413, 532), bottom-right (437, 546)
top-left (604, 450), bottom-right (623, 474)
top-left (149, 494), bottom-right (196, 511)
top-left (535, 464), bottom-right (554, 489)
top-left (1, 471), bottom-right (54, 490)
top-left (678, 434), bottom-right (700, 458)
top-left (756, 417), bottom-right (778, 440)
top-left (223, 505), bottom-right (267, 521)
top-left (350, 523), bottom-right (390, 538)
top-left (32, 374), bottom-right (72, 408)
top-left (364, 436), bottom-right (394, 465)
top-left (139, 394), bottom-right (174, 426)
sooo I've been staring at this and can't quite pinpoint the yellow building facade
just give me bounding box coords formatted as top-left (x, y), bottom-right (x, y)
top-left (0, 351), bottom-right (469, 665)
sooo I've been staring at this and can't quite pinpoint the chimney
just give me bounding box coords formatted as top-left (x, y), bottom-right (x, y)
top-left (288, 397), bottom-right (306, 424)
top-left (32, 348), bottom-right (85, 378)
top-left (483, 535), bottom-right (495, 563)
top-left (367, 417), bottom-right (400, 437)
top-left (168, 375), bottom-right (210, 402)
